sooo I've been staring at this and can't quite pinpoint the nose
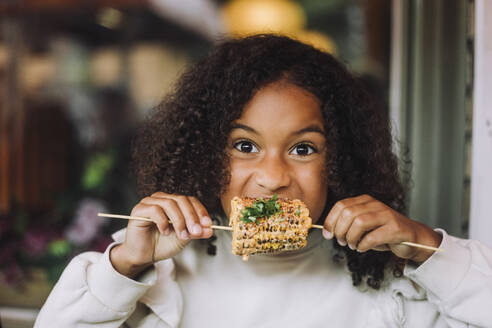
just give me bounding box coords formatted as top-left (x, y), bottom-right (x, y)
top-left (254, 152), bottom-right (291, 192)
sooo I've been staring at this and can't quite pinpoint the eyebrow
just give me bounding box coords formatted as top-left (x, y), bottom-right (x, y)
top-left (230, 123), bottom-right (258, 134)
top-left (230, 123), bottom-right (325, 136)
top-left (293, 125), bottom-right (326, 136)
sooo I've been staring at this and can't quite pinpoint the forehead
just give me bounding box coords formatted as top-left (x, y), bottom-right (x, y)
top-left (236, 81), bottom-right (323, 129)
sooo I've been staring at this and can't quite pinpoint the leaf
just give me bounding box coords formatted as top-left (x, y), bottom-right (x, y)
top-left (295, 205), bottom-right (301, 216)
top-left (48, 240), bottom-right (71, 257)
top-left (239, 194), bottom-right (282, 224)
top-left (255, 202), bottom-right (264, 212)
top-left (82, 152), bottom-right (115, 190)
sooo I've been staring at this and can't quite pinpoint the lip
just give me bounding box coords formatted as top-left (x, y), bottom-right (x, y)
top-left (243, 194), bottom-right (292, 200)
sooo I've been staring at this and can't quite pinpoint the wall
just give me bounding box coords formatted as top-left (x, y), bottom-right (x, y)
top-left (469, 0), bottom-right (492, 247)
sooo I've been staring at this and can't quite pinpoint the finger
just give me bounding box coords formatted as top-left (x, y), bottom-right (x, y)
top-left (356, 225), bottom-right (399, 252)
top-left (188, 197), bottom-right (214, 239)
top-left (188, 197), bottom-right (212, 227)
top-left (131, 202), bottom-right (170, 235)
top-left (151, 191), bottom-right (171, 198)
top-left (164, 199), bottom-right (191, 240)
top-left (171, 196), bottom-right (204, 238)
top-left (142, 197), bottom-right (189, 240)
top-left (324, 194), bottom-right (373, 233)
top-left (332, 201), bottom-right (382, 246)
top-left (345, 212), bottom-right (386, 250)
top-left (151, 193), bottom-right (203, 237)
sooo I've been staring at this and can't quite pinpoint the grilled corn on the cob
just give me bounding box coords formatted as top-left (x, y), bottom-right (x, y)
top-left (229, 196), bottom-right (312, 261)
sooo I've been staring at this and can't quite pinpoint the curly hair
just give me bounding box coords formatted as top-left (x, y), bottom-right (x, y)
top-left (132, 34), bottom-right (407, 290)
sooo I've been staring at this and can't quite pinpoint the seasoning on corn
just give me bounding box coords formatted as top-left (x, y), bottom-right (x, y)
top-left (229, 195), bottom-right (312, 261)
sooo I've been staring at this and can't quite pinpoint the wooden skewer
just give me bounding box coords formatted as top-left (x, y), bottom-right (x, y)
top-left (308, 224), bottom-right (441, 251)
top-left (398, 241), bottom-right (442, 252)
top-left (98, 213), bottom-right (232, 231)
top-left (98, 213), bottom-right (442, 252)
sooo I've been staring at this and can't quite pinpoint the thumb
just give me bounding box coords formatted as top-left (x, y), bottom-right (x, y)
top-left (153, 229), bottom-right (192, 261)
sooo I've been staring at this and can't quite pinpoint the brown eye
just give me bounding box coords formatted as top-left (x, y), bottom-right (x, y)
top-left (291, 143), bottom-right (316, 156)
top-left (234, 141), bottom-right (258, 153)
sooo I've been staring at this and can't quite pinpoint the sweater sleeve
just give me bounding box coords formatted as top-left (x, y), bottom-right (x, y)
top-left (404, 229), bottom-right (492, 327)
top-left (34, 242), bottom-right (157, 328)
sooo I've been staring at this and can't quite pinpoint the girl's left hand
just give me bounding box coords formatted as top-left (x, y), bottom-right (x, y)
top-left (322, 194), bottom-right (442, 263)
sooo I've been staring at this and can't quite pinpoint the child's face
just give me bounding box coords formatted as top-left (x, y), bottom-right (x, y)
top-left (221, 81), bottom-right (328, 224)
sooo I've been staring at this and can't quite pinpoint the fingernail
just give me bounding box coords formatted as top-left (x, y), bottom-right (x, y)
top-left (337, 239), bottom-right (347, 246)
top-left (201, 216), bottom-right (212, 226)
top-left (203, 228), bottom-right (213, 236)
top-left (348, 244), bottom-right (355, 250)
top-left (181, 230), bottom-right (189, 240)
top-left (163, 228), bottom-right (170, 236)
top-left (192, 224), bottom-right (202, 235)
top-left (322, 229), bottom-right (333, 240)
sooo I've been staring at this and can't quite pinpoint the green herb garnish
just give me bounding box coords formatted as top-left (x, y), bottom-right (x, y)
top-left (295, 205), bottom-right (301, 216)
top-left (240, 194), bottom-right (282, 223)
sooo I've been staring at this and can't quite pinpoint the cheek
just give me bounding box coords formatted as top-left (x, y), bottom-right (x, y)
top-left (220, 159), bottom-right (253, 216)
top-left (227, 160), bottom-right (254, 193)
top-left (298, 163), bottom-right (326, 193)
top-left (296, 163), bottom-right (327, 221)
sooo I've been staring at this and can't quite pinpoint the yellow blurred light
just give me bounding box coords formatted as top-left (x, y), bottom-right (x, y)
top-left (294, 30), bottom-right (337, 55)
top-left (97, 8), bottom-right (123, 30)
top-left (222, 0), bottom-right (306, 36)
top-left (20, 55), bottom-right (56, 94)
top-left (0, 45), bottom-right (8, 69)
top-left (90, 48), bottom-right (122, 87)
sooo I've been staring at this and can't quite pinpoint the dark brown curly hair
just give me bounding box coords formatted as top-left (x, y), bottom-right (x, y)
top-left (132, 34), bottom-right (407, 290)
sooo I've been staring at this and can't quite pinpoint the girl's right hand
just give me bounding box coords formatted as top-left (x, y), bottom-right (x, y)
top-left (110, 192), bottom-right (214, 278)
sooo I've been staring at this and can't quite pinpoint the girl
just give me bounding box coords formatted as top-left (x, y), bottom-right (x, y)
top-left (35, 34), bottom-right (492, 327)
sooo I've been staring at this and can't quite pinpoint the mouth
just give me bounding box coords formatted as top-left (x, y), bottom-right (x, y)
top-left (243, 194), bottom-right (293, 200)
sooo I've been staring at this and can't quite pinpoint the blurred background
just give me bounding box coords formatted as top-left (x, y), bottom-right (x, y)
top-left (1, 0), bottom-right (490, 326)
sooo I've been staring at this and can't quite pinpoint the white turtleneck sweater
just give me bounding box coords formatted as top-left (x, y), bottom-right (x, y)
top-left (35, 226), bottom-right (492, 328)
